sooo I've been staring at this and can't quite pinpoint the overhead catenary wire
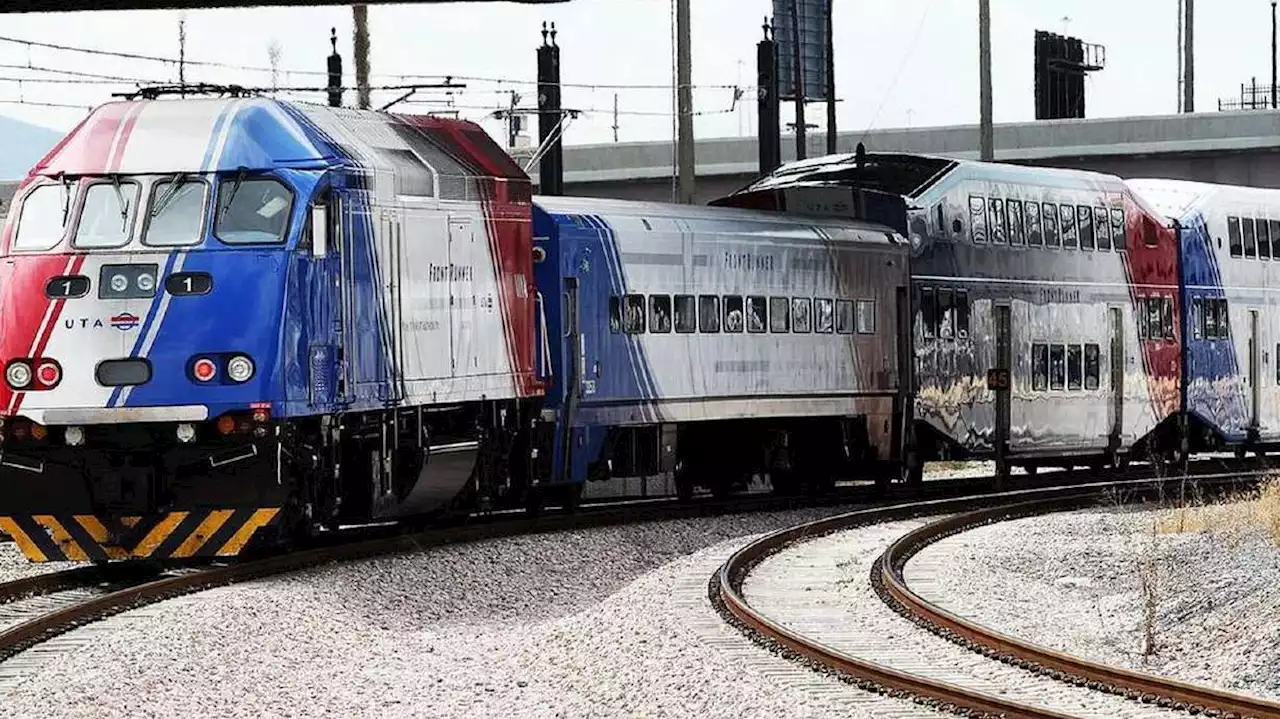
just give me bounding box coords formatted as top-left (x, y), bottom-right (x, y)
top-left (0, 34), bottom-right (750, 92)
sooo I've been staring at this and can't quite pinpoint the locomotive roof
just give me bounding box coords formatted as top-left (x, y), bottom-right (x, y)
top-left (22, 97), bottom-right (528, 191)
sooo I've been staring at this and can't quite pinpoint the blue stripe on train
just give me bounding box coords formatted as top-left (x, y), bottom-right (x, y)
top-left (1179, 210), bottom-right (1249, 441)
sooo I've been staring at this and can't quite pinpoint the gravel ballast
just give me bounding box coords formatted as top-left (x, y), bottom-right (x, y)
top-left (906, 501), bottom-right (1280, 701)
top-left (0, 507), bottom-right (939, 719)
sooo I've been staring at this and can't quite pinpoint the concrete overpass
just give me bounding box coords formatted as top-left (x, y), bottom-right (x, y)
top-left (7, 109), bottom-right (1280, 218)
top-left (535, 109), bottom-right (1280, 203)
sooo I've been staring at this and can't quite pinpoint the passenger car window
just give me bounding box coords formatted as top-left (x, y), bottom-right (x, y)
top-left (1067, 345), bottom-right (1083, 390)
top-left (623, 294), bottom-right (646, 333)
top-left (969, 196), bottom-right (987, 243)
top-left (1228, 216), bottom-right (1243, 257)
top-left (989, 199), bottom-right (1006, 243)
top-left (214, 176), bottom-right (293, 245)
top-left (792, 297), bottom-right (812, 333)
top-left (815, 298), bottom-right (834, 333)
top-left (1243, 217), bottom-right (1258, 258)
top-left (1049, 345), bottom-right (1066, 389)
top-left (609, 296), bottom-right (622, 333)
top-left (698, 295), bottom-right (720, 332)
top-left (836, 300), bottom-right (855, 334)
top-left (75, 181), bottom-right (140, 249)
top-left (770, 297), bottom-right (790, 332)
top-left (955, 290), bottom-right (970, 339)
top-left (1259, 218), bottom-right (1272, 260)
top-left (13, 183), bottom-right (70, 251)
top-left (649, 295), bottom-right (672, 333)
top-left (919, 287), bottom-right (936, 338)
top-left (937, 288), bottom-right (955, 339)
top-left (1094, 206), bottom-right (1111, 251)
top-left (1084, 343), bottom-right (1100, 390)
top-left (723, 296), bottom-right (744, 333)
top-left (1060, 204), bottom-right (1077, 248)
top-left (1076, 205), bottom-right (1095, 250)
top-left (1007, 199), bottom-right (1025, 245)
top-left (1032, 343), bottom-right (1048, 391)
top-left (1025, 201), bottom-right (1042, 246)
top-left (674, 294), bottom-right (696, 333)
top-left (1042, 202), bottom-right (1060, 247)
top-left (1110, 207), bottom-right (1126, 250)
top-left (746, 296), bottom-right (767, 333)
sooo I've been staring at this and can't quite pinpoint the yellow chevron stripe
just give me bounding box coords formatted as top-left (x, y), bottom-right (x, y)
top-left (215, 508), bottom-right (280, 556)
top-left (132, 512), bottom-right (188, 559)
top-left (171, 510), bottom-right (235, 558)
top-left (72, 515), bottom-right (129, 560)
top-left (32, 515), bottom-right (88, 562)
top-left (0, 518), bottom-right (49, 563)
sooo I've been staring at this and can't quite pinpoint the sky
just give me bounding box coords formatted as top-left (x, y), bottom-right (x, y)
top-left (0, 0), bottom-right (1275, 150)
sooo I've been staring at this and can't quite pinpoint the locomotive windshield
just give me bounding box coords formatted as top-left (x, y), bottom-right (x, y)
top-left (144, 176), bottom-right (207, 247)
top-left (214, 176), bottom-right (292, 245)
top-left (73, 179), bottom-right (140, 249)
top-left (12, 183), bottom-right (70, 251)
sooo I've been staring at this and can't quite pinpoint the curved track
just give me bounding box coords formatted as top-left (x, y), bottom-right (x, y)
top-left (714, 472), bottom-right (1280, 719)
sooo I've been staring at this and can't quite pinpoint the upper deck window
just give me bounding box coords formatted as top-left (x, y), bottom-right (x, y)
top-left (214, 177), bottom-right (293, 245)
top-left (12, 183), bottom-right (71, 251)
top-left (73, 180), bottom-right (140, 249)
top-left (144, 178), bottom-right (208, 247)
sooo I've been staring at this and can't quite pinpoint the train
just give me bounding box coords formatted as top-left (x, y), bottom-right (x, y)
top-left (0, 97), bottom-right (912, 562)
top-left (0, 94), bottom-right (1270, 564)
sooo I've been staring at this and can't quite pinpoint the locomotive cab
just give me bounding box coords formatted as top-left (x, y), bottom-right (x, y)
top-left (0, 164), bottom-right (311, 561)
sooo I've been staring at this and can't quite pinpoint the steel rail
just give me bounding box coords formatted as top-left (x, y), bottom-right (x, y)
top-left (878, 486), bottom-right (1280, 719)
top-left (714, 471), bottom-right (1274, 719)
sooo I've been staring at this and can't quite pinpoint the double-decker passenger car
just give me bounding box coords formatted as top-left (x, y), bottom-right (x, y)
top-left (1128, 178), bottom-right (1280, 455)
top-left (532, 196), bottom-right (912, 498)
top-left (712, 152), bottom-right (1184, 475)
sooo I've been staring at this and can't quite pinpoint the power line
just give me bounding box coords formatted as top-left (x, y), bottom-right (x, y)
top-left (0, 34), bottom-right (751, 92)
top-left (0, 98), bottom-right (91, 110)
top-left (0, 62), bottom-right (170, 84)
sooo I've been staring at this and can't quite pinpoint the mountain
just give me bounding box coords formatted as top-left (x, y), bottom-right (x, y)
top-left (0, 115), bottom-right (61, 180)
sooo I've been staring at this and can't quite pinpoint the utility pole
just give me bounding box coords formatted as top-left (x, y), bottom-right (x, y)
top-left (1272, 0), bottom-right (1277, 108)
top-left (825, 0), bottom-right (836, 155)
top-left (978, 0), bottom-right (993, 161)
top-left (327, 27), bottom-right (343, 108)
top-left (1183, 0), bottom-right (1194, 112)
top-left (178, 13), bottom-right (186, 96)
top-left (1177, 0), bottom-right (1183, 112)
top-left (353, 4), bottom-right (372, 110)
top-left (612, 93), bottom-right (619, 142)
top-left (789, 0), bottom-right (806, 161)
top-left (675, 0), bottom-right (696, 203)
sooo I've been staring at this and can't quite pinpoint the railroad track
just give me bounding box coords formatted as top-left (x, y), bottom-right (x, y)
top-left (0, 457), bottom-right (1268, 704)
top-left (713, 471), bottom-right (1280, 719)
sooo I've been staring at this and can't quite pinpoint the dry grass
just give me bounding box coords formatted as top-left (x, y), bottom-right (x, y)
top-left (1155, 475), bottom-right (1280, 546)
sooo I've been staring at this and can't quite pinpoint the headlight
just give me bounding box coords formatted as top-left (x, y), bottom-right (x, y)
top-left (226, 355), bottom-right (254, 383)
top-left (110, 274), bottom-right (128, 292)
top-left (5, 362), bottom-right (31, 389)
top-left (136, 273), bottom-right (156, 292)
top-left (176, 423), bottom-right (196, 443)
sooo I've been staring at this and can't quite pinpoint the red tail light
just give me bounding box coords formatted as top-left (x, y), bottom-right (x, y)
top-left (193, 357), bottom-right (217, 382)
top-left (36, 360), bottom-right (61, 388)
